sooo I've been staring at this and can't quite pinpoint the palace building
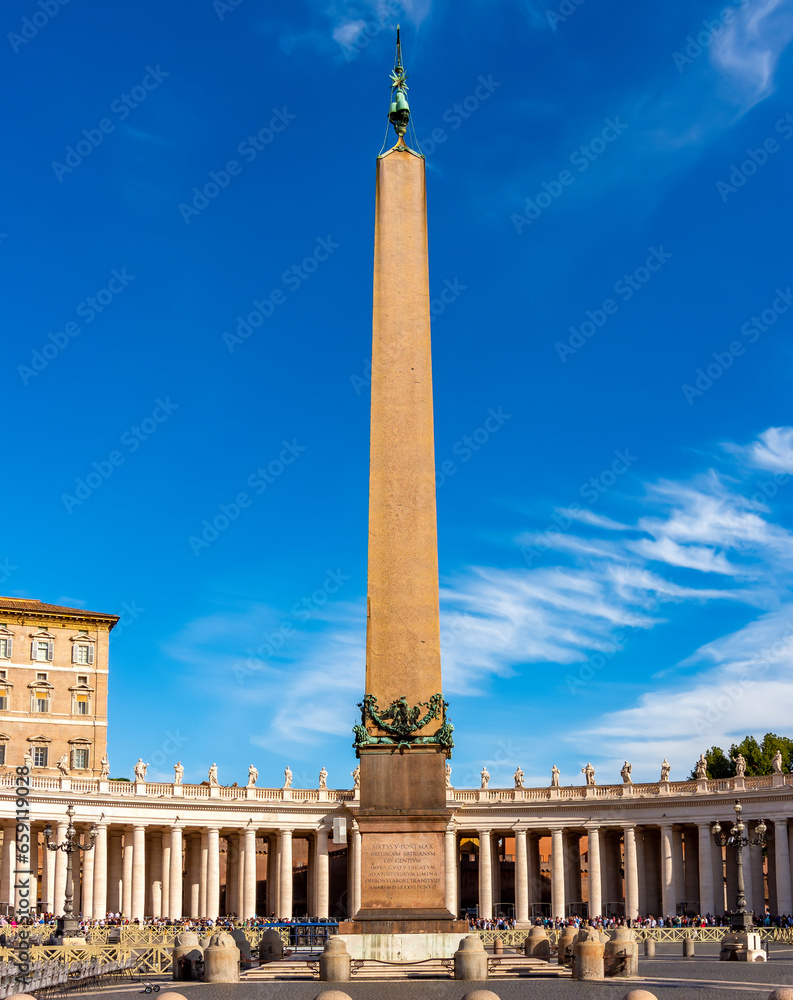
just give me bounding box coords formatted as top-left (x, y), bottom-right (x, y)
top-left (0, 597), bottom-right (117, 777)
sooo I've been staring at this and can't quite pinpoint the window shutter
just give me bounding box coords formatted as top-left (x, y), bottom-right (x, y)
top-left (30, 641), bottom-right (36, 660)
top-left (87, 645), bottom-right (94, 665)
top-left (5, 638), bottom-right (11, 658)
top-left (46, 641), bottom-right (54, 661)
top-left (72, 644), bottom-right (78, 663)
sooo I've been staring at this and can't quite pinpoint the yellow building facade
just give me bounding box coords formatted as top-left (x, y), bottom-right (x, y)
top-left (0, 596), bottom-right (117, 776)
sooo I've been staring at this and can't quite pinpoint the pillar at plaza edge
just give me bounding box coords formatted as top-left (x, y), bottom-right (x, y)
top-left (347, 30), bottom-right (462, 935)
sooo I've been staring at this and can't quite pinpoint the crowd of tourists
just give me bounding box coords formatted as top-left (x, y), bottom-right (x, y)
top-left (467, 912), bottom-right (793, 931)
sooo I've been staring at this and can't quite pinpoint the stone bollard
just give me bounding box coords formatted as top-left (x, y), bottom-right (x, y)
top-left (454, 936), bottom-right (489, 980)
top-left (199, 935), bottom-right (212, 950)
top-left (172, 931), bottom-right (203, 981)
top-left (573, 927), bottom-right (605, 981)
top-left (203, 931), bottom-right (240, 983)
top-left (230, 929), bottom-right (253, 970)
top-left (644, 937), bottom-right (656, 957)
top-left (766, 991), bottom-right (793, 1000)
top-left (4, 994), bottom-right (39, 1000)
top-left (556, 926), bottom-right (577, 966)
top-left (524, 926), bottom-right (551, 960)
top-left (493, 937), bottom-right (503, 955)
top-left (622, 992), bottom-right (659, 1000)
top-left (604, 926), bottom-right (639, 977)
top-left (683, 935), bottom-right (695, 958)
top-left (319, 937), bottom-right (351, 982)
top-left (314, 992), bottom-right (352, 1000)
top-left (259, 928), bottom-right (285, 963)
top-left (157, 994), bottom-right (189, 1000)
top-left (461, 992), bottom-right (502, 1000)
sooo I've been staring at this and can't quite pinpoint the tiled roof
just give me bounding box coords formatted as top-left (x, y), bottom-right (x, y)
top-left (0, 597), bottom-right (119, 621)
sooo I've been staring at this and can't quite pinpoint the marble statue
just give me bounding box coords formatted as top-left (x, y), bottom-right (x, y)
top-left (695, 753), bottom-right (707, 779)
top-left (319, 767), bottom-right (328, 790)
top-left (733, 753), bottom-right (747, 777)
top-left (514, 766), bottom-right (524, 788)
top-left (56, 754), bottom-right (69, 776)
top-left (480, 766), bottom-right (490, 789)
top-left (445, 762), bottom-right (452, 787)
top-left (352, 764), bottom-right (360, 788)
top-left (100, 754), bottom-right (110, 779)
top-left (134, 758), bottom-right (148, 781)
top-left (283, 766), bottom-right (293, 789)
top-left (621, 761), bottom-right (632, 784)
top-left (174, 761), bottom-right (184, 784)
top-left (247, 764), bottom-right (258, 787)
top-left (660, 759), bottom-right (670, 781)
top-left (582, 762), bottom-right (596, 786)
top-left (772, 750), bottom-right (783, 773)
top-left (551, 765), bottom-right (560, 787)
top-left (23, 749), bottom-right (33, 771)
top-left (208, 763), bottom-right (219, 786)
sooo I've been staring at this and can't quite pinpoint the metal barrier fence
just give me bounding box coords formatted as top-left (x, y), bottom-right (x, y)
top-left (472, 925), bottom-right (793, 947)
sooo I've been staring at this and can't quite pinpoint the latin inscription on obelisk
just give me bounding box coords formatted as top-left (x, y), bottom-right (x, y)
top-left (361, 832), bottom-right (445, 910)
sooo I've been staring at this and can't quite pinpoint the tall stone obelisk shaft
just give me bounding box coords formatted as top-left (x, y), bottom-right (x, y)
top-left (365, 145), bottom-right (442, 715)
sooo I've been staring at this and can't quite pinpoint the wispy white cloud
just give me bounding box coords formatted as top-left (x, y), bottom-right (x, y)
top-left (711, 0), bottom-right (793, 108)
top-left (730, 425), bottom-right (793, 474)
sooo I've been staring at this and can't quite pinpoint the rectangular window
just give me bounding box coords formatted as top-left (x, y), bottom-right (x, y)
top-left (73, 644), bottom-right (94, 665)
top-left (0, 745), bottom-right (5, 765)
top-left (74, 693), bottom-right (89, 715)
top-left (33, 747), bottom-right (48, 767)
top-left (0, 668), bottom-right (6, 678)
top-left (71, 748), bottom-right (89, 770)
top-left (0, 639), bottom-right (11, 658)
top-left (0, 693), bottom-right (7, 711)
top-left (31, 641), bottom-right (53, 662)
top-left (36, 672), bottom-right (47, 681)
top-left (77, 675), bottom-right (88, 685)
top-left (32, 692), bottom-right (49, 713)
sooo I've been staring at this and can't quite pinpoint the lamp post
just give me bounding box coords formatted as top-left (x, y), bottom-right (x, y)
top-left (712, 800), bottom-right (766, 932)
top-left (44, 804), bottom-right (97, 939)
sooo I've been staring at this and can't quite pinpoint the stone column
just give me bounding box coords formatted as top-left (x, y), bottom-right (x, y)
top-left (491, 834), bottom-right (501, 914)
top-left (149, 833), bottom-right (163, 919)
top-left (307, 835), bottom-right (316, 918)
top-left (131, 826), bottom-right (146, 921)
top-left (169, 827), bottom-right (183, 919)
top-left (206, 828), bottom-right (220, 920)
top-left (122, 833), bottom-right (133, 917)
top-left (749, 824), bottom-right (765, 915)
top-left (187, 834), bottom-right (201, 917)
top-left (623, 825), bottom-right (639, 920)
top-left (697, 823), bottom-right (715, 915)
top-left (551, 827), bottom-right (565, 919)
top-left (238, 832), bottom-right (248, 919)
top-left (268, 835), bottom-right (280, 917)
top-left (108, 830), bottom-right (123, 913)
top-left (514, 828), bottom-right (528, 923)
top-left (226, 835), bottom-right (239, 915)
top-left (774, 819), bottom-right (793, 915)
top-left (53, 820), bottom-right (68, 916)
top-left (1, 825), bottom-right (14, 910)
top-left (672, 828), bottom-right (685, 914)
top-left (660, 824), bottom-right (675, 918)
top-left (478, 829), bottom-right (493, 919)
top-left (158, 834), bottom-right (169, 919)
top-left (82, 834), bottom-right (95, 919)
top-left (316, 827), bottom-right (329, 920)
top-left (635, 828), bottom-right (647, 917)
top-left (279, 829), bottom-right (293, 919)
top-left (352, 825), bottom-right (362, 916)
top-left (587, 827), bottom-right (602, 919)
top-left (199, 831), bottom-right (208, 918)
top-left (244, 828), bottom-right (257, 919)
top-left (43, 833), bottom-right (56, 913)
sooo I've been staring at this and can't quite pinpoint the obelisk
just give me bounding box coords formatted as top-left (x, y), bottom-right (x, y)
top-left (350, 30), bottom-right (461, 934)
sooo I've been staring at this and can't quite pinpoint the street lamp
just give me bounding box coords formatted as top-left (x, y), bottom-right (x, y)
top-left (712, 800), bottom-right (766, 932)
top-left (44, 804), bottom-right (97, 939)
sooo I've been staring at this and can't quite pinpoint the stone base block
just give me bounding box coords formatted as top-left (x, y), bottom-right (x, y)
top-left (337, 932), bottom-right (468, 961)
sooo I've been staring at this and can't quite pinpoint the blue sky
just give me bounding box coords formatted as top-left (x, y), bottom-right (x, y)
top-left (4, 0), bottom-right (793, 789)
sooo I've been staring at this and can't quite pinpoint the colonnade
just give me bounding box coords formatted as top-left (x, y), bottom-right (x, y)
top-left (460, 817), bottom-right (793, 920)
top-left (0, 822), bottom-right (333, 921)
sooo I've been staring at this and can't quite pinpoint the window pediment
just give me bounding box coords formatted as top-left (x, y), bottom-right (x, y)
top-left (28, 680), bottom-right (53, 690)
top-left (27, 735), bottom-right (52, 744)
top-left (67, 737), bottom-right (92, 746)
top-left (0, 627), bottom-right (13, 637)
top-left (29, 628), bottom-right (55, 639)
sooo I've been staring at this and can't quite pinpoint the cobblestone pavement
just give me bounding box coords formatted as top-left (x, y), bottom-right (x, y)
top-left (77, 948), bottom-right (793, 1000)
